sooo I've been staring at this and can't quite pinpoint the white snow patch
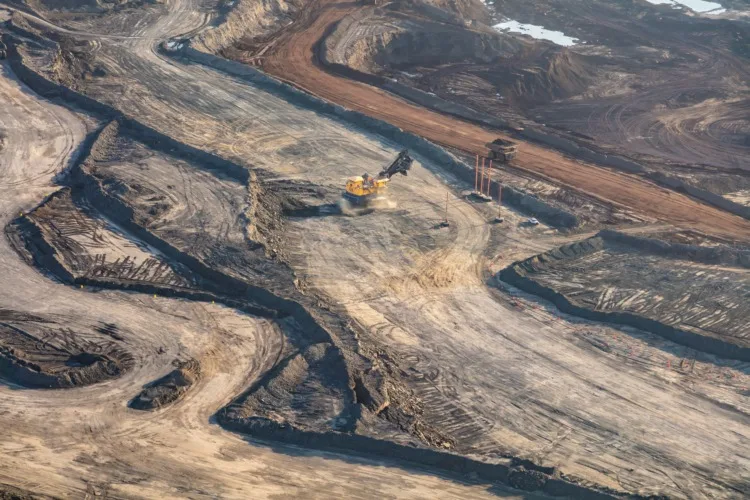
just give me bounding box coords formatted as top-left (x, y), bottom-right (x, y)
top-left (644, 0), bottom-right (725, 14)
top-left (493, 20), bottom-right (580, 47)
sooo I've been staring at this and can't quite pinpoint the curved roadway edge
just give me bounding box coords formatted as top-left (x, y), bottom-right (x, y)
top-left (250, 0), bottom-right (750, 242)
top-left (321, 53), bottom-right (750, 227)
top-left (498, 231), bottom-right (750, 362)
top-left (218, 418), bottom-right (624, 500)
top-left (0, 19), bottom-right (658, 499)
top-left (313, 14), bottom-right (750, 223)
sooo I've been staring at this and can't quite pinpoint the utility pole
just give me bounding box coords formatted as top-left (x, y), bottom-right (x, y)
top-left (474, 154), bottom-right (479, 192)
top-left (486, 159), bottom-right (493, 196)
top-left (494, 169), bottom-right (504, 224)
top-left (480, 157), bottom-right (486, 196)
top-left (444, 191), bottom-right (449, 225)
top-left (440, 190), bottom-right (450, 228)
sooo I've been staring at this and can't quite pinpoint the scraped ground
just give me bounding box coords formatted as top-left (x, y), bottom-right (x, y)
top-left (0, 58), bottom-right (529, 500)
top-left (0, 0), bottom-right (749, 498)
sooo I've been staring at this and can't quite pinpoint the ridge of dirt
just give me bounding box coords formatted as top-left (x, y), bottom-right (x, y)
top-left (321, 6), bottom-right (520, 74)
top-left (498, 230), bottom-right (750, 361)
top-left (0, 310), bottom-right (134, 389)
top-left (129, 358), bottom-right (201, 410)
top-left (195, 0), bottom-right (304, 55)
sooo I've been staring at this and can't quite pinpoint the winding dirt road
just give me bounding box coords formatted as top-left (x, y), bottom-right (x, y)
top-left (261, 0), bottom-right (750, 242)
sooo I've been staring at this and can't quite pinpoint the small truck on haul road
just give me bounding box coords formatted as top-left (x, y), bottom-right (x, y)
top-left (485, 138), bottom-right (518, 163)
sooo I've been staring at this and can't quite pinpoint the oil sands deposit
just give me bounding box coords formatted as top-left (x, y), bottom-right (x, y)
top-left (0, 0), bottom-right (749, 497)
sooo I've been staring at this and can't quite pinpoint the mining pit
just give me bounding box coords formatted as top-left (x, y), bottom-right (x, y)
top-left (0, 0), bottom-right (748, 498)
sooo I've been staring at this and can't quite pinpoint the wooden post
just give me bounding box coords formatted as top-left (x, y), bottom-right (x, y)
top-left (480, 157), bottom-right (486, 196)
top-left (474, 154), bottom-right (479, 192)
top-left (486, 159), bottom-right (493, 196)
top-left (444, 191), bottom-right (449, 224)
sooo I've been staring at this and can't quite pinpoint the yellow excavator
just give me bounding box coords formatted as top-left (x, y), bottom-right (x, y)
top-left (342, 150), bottom-right (413, 207)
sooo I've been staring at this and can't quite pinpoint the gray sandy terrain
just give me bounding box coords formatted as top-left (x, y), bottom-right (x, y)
top-left (0, 0), bottom-right (749, 498)
top-left (0, 59), bottom-right (529, 499)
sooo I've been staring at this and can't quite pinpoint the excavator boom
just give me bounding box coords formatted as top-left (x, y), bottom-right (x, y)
top-left (342, 150), bottom-right (413, 207)
top-left (379, 150), bottom-right (413, 179)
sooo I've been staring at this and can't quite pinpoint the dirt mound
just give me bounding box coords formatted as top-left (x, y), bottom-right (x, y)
top-left (129, 359), bottom-right (201, 410)
top-left (0, 319), bottom-right (134, 389)
top-left (323, 8), bottom-right (519, 74)
top-left (201, 0), bottom-right (305, 55)
top-left (223, 342), bottom-right (355, 432)
top-left (511, 48), bottom-right (597, 104)
top-left (49, 37), bottom-right (107, 91)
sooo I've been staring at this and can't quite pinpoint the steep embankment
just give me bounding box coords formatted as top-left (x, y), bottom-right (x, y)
top-left (192, 0), bottom-right (304, 54)
top-left (322, 6), bottom-right (595, 108)
top-left (322, 7), bottom-right (518, 74)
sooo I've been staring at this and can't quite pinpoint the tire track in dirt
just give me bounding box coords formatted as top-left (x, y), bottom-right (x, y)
top-left (0, 64), bottom-right (80, 189)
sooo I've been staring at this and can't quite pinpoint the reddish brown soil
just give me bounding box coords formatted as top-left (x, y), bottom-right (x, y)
top-left (261, 0), bottom-right (750, 242)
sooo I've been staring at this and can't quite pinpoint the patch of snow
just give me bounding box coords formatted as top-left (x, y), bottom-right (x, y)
top-left (644, 0), bottom-right (726, 14)
top-left (165, 40), bottom-right (184, 51)
top-left (493, 20), bottom-right (580, 47)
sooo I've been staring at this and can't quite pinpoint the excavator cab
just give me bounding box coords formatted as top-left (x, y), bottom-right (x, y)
top-left (342, 150), bottom-right (413, 207)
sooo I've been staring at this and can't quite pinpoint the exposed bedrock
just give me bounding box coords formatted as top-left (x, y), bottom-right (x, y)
top-left (195, 0), bottom-right (305, 54)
